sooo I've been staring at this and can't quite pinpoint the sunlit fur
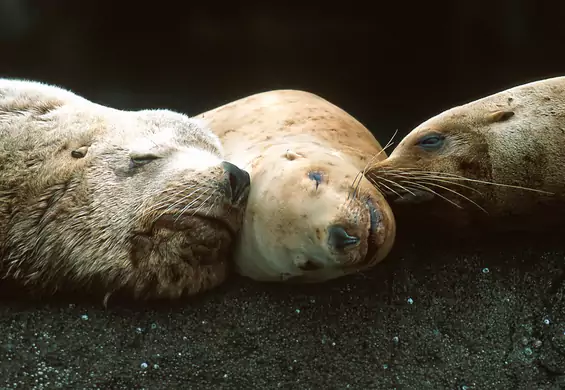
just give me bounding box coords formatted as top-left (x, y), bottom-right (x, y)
top-left (196, 90), bottom-right (396, 282)
top-left (365, 76), bottom-right (564, 225)
top-left (0, 78), bottom-right (249, 301)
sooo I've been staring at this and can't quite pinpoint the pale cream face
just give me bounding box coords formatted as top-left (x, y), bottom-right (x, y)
top-left (232, 147), bottom-right (396, 283)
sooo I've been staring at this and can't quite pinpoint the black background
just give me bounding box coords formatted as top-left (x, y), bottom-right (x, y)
top-left (1, 0), bottom-right (564, 143)
top-left (2, 2), bottom-right (565, 388)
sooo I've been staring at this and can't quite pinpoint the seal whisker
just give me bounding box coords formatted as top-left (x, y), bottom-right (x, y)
top-left (351, 129), bottom-right (398, 200)
top-left (189, 191), bottom-right (216, 217)
top-left (403, 181), bottom-right (464, 209)
top-left (140, 185), bottom-right (212, 216)
top-left (384, 171), bottom-right (485, 196)
top-left (147, 188), bottom-right (209, 222)
top-left (372, 175), bottom-right (418, 197)
top-left (407, 179), bottom-right (489, 213)
top-left (173, 188), bottom-right (213, 222)
top-left (373, 181), bottom-right (404, 199)
top-left (203, 194), bottom-right (223, 217)
top-left (375, 167), bottom-right (554, 195)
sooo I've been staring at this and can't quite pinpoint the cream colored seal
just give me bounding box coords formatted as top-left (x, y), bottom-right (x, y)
top-left (0, 78), bottom-right (250, 301)
top-left (196, 89), bottom-right (396, 283)
top-left (365, 76), bottom-right (562, 227)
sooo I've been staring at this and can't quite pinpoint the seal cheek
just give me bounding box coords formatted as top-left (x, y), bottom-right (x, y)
top-left (130, 234), bottom-right (154, 268)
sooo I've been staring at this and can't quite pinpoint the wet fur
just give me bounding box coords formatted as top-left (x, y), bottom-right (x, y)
top-left (366, 76), bottom-right (565, 229)
top-left (0, 78), bottom-right (248, 301)
top-left (196, 90), bottom-right (396, 282)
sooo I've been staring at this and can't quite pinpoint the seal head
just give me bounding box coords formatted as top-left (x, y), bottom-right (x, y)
top-left (197, 89), bottom-right (396, 283)
top-left (365, 77), bottom-right (565, 225)
top-left (238, 143), bottom-right (395, 282)
top-left (0, 79), bottom-right (251, 300)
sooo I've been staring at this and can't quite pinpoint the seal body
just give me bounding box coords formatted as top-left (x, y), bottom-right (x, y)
top-left (0, 78), bottom-right (250, 300)
top-left (196, 90), bottom-right (396, 282)
top-left (366, 76), bottom-right (565, 229)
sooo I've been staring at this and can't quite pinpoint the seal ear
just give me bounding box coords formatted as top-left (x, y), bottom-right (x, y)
top-left (488, 110), bottom-right (514, 123)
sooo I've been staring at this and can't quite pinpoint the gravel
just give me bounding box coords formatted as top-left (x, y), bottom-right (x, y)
top-left (0, 228), bottom-right (564, 389)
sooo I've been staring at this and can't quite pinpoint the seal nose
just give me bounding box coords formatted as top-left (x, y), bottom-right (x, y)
top-left (327, 225), bottom-right (360, 251)
top-left (221, 161), bottom-right (251, 202)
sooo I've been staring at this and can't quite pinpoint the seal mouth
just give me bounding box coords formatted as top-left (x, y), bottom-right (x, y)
top-left (364, 199), bottom-right (381, 266)
top-left (153, 213), bottom-right (237, 238)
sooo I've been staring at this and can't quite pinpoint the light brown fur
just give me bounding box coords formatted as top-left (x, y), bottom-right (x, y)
top-left (196, 90), bottom-right (396, 282)
top-left (366, 76), bottom-right (565, 228)
top-left (0, 78), bottom-right (250, 301)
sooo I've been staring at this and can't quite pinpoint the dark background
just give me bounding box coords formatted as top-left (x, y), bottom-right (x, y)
top-left (1, 2), bottom-right (565, 389)
top-left (2, 0), bottom-right (564, 143)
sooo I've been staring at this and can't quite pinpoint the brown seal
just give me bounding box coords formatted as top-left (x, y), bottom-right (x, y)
top-left (365, 76), bottom-right (562, 230)
top-left (195, 90), bottom-right (396, 283)
top-left (0, 78), bottom-right (250, 301)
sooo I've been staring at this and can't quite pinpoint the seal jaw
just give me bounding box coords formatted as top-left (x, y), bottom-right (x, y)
top-left (363, 198), bottom-right (382, 267)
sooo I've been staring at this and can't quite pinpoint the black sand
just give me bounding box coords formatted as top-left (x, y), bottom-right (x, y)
top-left (1, 227), bottom-right (564, 390)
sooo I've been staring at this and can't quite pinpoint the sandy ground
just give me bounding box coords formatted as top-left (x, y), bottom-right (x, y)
top-left (0, 228), bottom-right (564, 389)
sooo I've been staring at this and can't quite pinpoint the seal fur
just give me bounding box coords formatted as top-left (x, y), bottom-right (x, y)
top-left (0, 78), bottom-right (250, 301)
top-left (365, 76), bottom-right (564, 229)
top-left (196, 90), bottom-right (396, 282)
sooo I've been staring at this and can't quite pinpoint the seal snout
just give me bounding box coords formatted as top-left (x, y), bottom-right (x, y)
top-left (327, 225), bottom-right (360, 251)
top-left (221, 161), bottom-right (251, 203)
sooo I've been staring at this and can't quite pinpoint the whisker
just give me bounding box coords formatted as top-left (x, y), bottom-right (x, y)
top-left (375, 167), bottom-right (554, 195)
top-left (204, 195), bottom-right (222, 217)
top-left (404, 181), bottom-right (463, 210)
top-left (370, 179), bottom-right (404, 199)
top-left (384, 171), bottom-right (484, 197)
top-left (350, 128), bottom-right (398, 200)
top-left (175, 189), bottom-right (213, 222)
top-left (372, 175), bottom-right (418, 197)
top-left (152, 188), bottom-right (209, 222)
top-left (410, 179), bottom-right (488, 213)
top-left (190, 192), bottom-right (215, 217)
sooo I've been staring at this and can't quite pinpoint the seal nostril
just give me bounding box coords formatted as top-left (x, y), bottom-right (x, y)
top-left (327, 225), bottom-right (360, 251)
top-left (221, 161), bottom-right (251, 202)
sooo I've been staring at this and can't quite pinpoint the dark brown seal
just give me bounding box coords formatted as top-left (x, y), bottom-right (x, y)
top-left (0, 78), bottom-right (250, 302)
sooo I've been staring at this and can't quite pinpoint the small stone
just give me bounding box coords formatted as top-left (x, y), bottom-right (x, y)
top-left (80, 314), bottom-right (88, 321)
top-left (392, 336), bottom-right (399, 343)
top-left (295, 309), bottom-right (301, 314)
top-left (407, 297), bottom-right (414, 305)
top-left (140, 362), bottom-right (148, 369)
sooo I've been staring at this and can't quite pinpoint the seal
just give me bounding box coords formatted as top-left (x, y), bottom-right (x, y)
top-left (365, 76), bottom-right (563, 229)
top-left (195, 90), bottom-right (396, 283)
top-left (0, 78), bottom-right (251, 301)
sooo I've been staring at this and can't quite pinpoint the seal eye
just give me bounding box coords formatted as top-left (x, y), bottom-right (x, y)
top-left (416, 133), bottom-right (445, 151)
top-left (308, 171), bottom-right (323, 189)
top-left (129, 154), bottom-right (160, 168)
